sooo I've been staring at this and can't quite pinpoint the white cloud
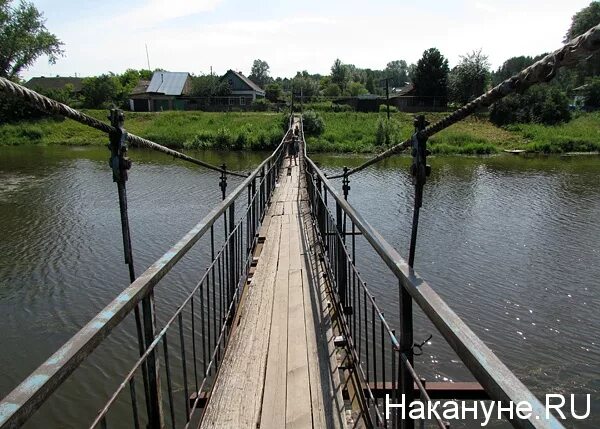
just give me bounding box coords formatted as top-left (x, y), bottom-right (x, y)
top-left (22, 0), bottom-right (593, 79)
top-left (112, 0), bottom-right (224, 30)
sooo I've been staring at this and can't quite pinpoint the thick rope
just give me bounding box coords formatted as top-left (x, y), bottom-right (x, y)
top-left (0, 77), bottom-right (248, 178)
top-left (328, 22), bottom-right (600, 179)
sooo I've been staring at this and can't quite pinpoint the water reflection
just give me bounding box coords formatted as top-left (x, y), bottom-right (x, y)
top-left (0, 147), bottom-right (598, 427)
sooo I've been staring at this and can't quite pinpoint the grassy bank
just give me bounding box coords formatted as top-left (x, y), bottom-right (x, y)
top-left (1, 109), bottom-right (599, 155)
top-left (0, 110), bottom-right (285, 150)
top-left (305, 111), bottom-right (600, 154)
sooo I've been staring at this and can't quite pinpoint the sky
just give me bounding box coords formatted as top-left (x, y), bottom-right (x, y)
top-left (22, 0), bottom-right (592, 80)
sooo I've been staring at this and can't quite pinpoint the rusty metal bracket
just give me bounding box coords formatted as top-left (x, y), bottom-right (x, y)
top-left (219, 163), bottom-right (227, 200)
top-left (412, 334), bottom-right (433, 356)
top-left (108, 109), bottom-right (132, 184)
top-left (342, 166), bottom-right (350, 200)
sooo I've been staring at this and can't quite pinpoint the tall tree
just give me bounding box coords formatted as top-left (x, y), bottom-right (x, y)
top-left (565, 2), bottom-right (600, 78)
top-left (448, 50), bottom-right (490, 105)
top-left (491, 56), bottom-right (536, 85)
top-left (565, 1), bottom-right (600, 41)
top-left (412, 48), bottom-right (449, 98)
top-left (248, 59), bottom-right (271, 88)
top-left (330, 58), bottom-right (349, 92)
top-left (0, 0), bottom-right (64, 79)
top-left (385, 60), bottom-right (409, 88)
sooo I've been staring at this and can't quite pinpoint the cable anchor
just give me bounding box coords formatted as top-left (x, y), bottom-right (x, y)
top-left (342, 166), bottom-right (350, 200)
top-left (108, 109), bottom-right (131, 183)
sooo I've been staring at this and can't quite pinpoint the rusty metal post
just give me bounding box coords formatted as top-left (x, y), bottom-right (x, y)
top-left (336, 201), bottom-right (347, 308)
top-left (400, 115), bottom-right (430, 429)
top-left (219, 164), bottom-right (227, 201)
top-left (408, 115), bottom-right (430, 267)
top-left (342, 166), bottom-right (350, 201)
top-left (108, 109), bottom-right (163, 429)
top-left (228, 202), bottom-right (236, 307)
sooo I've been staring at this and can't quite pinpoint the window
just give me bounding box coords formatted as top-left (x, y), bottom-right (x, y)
top-left (240, 97), bottom-right (245, 105)
top-left (228, 97), bottom-right (234, 105)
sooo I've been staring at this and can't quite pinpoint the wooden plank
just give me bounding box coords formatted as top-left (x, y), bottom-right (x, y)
top-left (260, 214), bottom-right (291, 429)
top-left (286, 268), bottom-right (312, 429)
top-left (300, 261), bottom-right (327, 429)
top-left (299, 182), bottom-right (348, 429)
top-left (288, 213), bottom-right (301, 271)
top-left (199, 214), bottom-right (282, 429)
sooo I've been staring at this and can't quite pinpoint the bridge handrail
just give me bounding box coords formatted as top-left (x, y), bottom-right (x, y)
top-left (301, 122), bottom-right (562, 429)
top-left (0, 130), bottom-right (290, 429)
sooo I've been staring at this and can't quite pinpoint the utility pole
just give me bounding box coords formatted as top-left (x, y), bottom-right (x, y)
top-left (385, 77), bottom-right (390, 120)
top-left (145, 44), bottom-right (151, 70)
top-left (380, 77), bottom-right (391, 120)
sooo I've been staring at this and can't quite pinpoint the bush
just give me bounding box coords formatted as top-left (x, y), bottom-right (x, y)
top-left (490, 85), bottom-right (571, 126)
top-left (583, 77), bottom-right (600, 110)
top-left (378, 104), bottom-right (399, 113)
top-left (302, 110), bottom-right (325, 136)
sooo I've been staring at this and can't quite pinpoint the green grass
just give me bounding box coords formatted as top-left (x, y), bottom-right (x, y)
top-left (2, 109), bottom-right (599, 154)
top-left (305, 111), bottom-right (600, 155)
top-left (0, 110), bottom-right (285, 150)
top-left (505, 111), bottom-right (600, 153)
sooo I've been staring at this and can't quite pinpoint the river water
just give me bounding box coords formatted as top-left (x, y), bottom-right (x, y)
top-left (0, 146), bottom-right (598, 428)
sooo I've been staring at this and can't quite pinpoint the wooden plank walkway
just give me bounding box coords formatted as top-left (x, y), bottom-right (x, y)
top-left (199, 159), bottom-right (347, 429)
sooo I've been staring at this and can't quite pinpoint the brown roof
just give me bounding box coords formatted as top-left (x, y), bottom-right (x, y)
top-left (25, 77), bottom-right (84, 92)
top-left (224, 70), bottom-right (265, 93)
top-left (130, 79), bottom-right (150, 95)
top-left (390, 83), bottom-right (415, 97)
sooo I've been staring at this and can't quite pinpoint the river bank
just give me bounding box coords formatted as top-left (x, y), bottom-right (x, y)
top-left (1, 110), bottom-right (599, 155)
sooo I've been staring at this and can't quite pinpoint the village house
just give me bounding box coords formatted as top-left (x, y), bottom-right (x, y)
top-left (25, 76), bottom-right (84, 95)
top-left (221, 69), bottom-right (265, 105)
top-left (129, 71), bottom-right (192, 112)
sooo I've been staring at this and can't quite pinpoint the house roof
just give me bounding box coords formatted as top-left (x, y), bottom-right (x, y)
top-left (25, 77), bottom-right (84, 92)
top-left (223, 70), bottom-right (265, 93)
top-left (130, 79), bottom-right (150, 96)
top-left (390, 82), bottom-right (415, 97)
top-left (147, 72), bottom-right (190, 95)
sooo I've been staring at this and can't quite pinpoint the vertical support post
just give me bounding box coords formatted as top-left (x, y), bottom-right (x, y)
top-left (335, 201), bottom-right (347, 309)
top-left (386, 78), bottom-right (390, 120)
top-left (400, 115), bottom-right (430, 429)
top-left (108, 109), bottom-right (163, 429)
top-left (219, 164), bottom-right (227, 201)
top-left (228, 202), bottom-right (236, 307)
top-left (342, 167), bottom-right (350, 201)
top-left (408, 115), bottom-right (430, 267)
top-left (399, 278), bottom-right (413, 429)
top-left (260, 165), bottom-right (266, 219)
top-left (251, 177), bottom-right (257, 240)
top-left (316, 176), bottom-right (323, 240)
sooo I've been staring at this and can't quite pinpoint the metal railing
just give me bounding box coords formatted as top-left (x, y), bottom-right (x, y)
top-left (0, 129), bottom-right (289, 429)
top-left (300, 117), bottom-right (564, 429)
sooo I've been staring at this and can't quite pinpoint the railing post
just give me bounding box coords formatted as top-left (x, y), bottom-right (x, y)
top-left (316, 176), bottom-right (324, 240)
top-left (400, 115), bottom-right (430, 429)
top-left (228, 202), bottom-right (236, 306)
top-left (219, 164), bottom-right (227, 201)
top-left (251, 177), bottom-right (257, 240)
top-left (335, 201), bottom-right (347, 307)
top-left (260, 165), bottom-right (266, 219)
top-left (108, 109), bottom-right (163, 429)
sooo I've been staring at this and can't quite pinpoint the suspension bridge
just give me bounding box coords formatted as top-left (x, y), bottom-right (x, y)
top-left (0, 23), bottom-right (599, 429)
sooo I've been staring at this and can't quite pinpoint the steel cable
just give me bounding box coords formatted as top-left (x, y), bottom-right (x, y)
top-left (328, 22), bottom-right (600, 179)
top-left (0, 77), bottom-right (249, 177)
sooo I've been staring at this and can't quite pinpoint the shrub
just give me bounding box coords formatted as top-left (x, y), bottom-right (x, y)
top-left (378, 104), bottom-right (398, 113)
top-left (490, 85), bottom-right (571, 126)
top-left (215, 127), bottom-right (233, 149)
top-left (302, 110), bottom-right (325, 136)
top-left (583, 77), bottom-right (600, 110)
